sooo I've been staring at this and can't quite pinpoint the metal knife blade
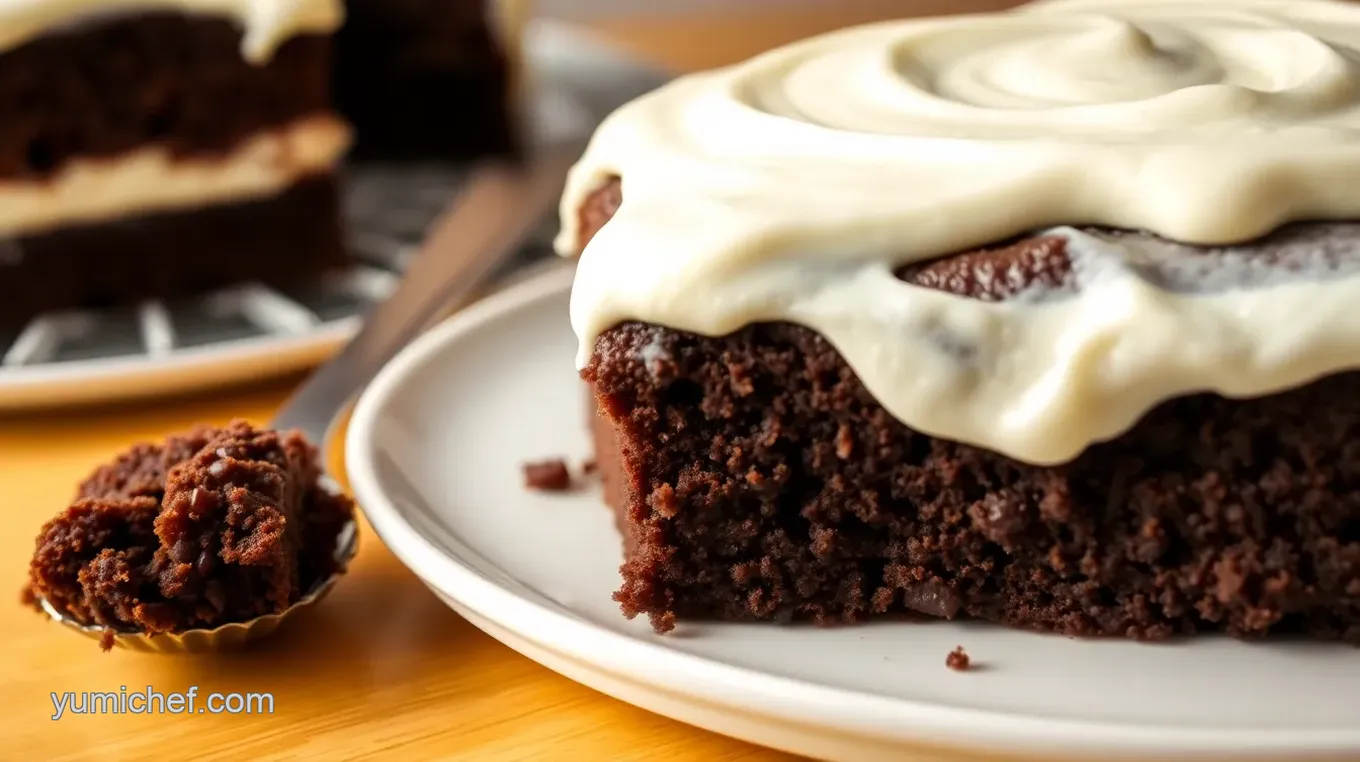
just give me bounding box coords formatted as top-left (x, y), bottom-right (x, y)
top-left (272, 137), bottom-right (588, 455)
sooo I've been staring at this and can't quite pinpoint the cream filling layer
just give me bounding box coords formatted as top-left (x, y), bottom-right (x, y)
top-left (0, 0), bottom-right (341, 61)
top-left (558, 0), bottom-right (1360, 465)
top-left (0, 115), bottom-right (349, 237)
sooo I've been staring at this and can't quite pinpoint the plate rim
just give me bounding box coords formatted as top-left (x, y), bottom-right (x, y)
top-left (345, 266), bottom-right (1360, 760)
top-left (0, 317), bottom-right (356, 407)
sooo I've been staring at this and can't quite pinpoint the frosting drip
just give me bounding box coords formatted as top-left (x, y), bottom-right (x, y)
top-left (0, 0), bottom-right (342, 62)
top-left (558, 0), bottom-right (1360, 465)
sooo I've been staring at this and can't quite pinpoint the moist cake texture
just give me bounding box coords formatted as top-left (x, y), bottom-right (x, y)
top-left (562, 0), bottom-right (1360, 642)
top-left (28, 421), bottom-right (353, 641)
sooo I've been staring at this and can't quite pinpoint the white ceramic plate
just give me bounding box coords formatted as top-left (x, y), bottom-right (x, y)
top-left (0, 21), bottom-right (664, 410)
top-left (346, 267), bottom-right (1360, 762)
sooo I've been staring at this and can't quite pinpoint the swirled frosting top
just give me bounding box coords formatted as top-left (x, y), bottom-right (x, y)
top-left (557, 0), bottom-right (1360, 465)
top-left (0, 0), bottom-right (341, 62)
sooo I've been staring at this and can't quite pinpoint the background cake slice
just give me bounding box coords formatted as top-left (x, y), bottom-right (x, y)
top-left (0, 2), bottom-right (350, 325)
top-left (0, 0), bottom-right (530, 327)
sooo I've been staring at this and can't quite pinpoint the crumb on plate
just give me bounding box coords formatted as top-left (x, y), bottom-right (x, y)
top-left (523, 459), bottom-right (572, 491)
top-left (946, 645), bottom-right (970, 671)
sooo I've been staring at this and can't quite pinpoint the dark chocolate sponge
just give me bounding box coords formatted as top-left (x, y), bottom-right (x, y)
top-left (579, 178), bottom-right (1360, 642)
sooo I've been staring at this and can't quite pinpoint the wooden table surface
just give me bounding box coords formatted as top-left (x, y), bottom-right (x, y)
top-left (0, 5), bottom-right (1024, 760)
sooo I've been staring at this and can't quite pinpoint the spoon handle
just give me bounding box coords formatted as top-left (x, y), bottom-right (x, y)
top-left (272, 138), bottom-right (587, 456)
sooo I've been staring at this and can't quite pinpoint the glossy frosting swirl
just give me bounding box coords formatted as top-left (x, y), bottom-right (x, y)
top-left (559, 0), bottom-right (1360, 464)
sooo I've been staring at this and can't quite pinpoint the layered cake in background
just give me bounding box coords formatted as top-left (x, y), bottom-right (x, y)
top-left (562, 0), bottom-right (1360, 642)
top-left (336, 0), bottom-right (524, 160)
top-left (0, 1), bottom-right (350, 326)
top-left (0, 0), bottom-right (524, 327)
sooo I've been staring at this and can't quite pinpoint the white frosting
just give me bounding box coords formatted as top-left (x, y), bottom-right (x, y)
top-left (0, 0), bottom-right (341, 62)
top-left (0, 115), bottom-right (348, 236)
top-left (558, 0), bottom-right (1360, 465)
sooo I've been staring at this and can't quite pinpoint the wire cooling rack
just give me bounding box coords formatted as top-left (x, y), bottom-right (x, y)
top-left (0, 164), bottom-right (555, 371)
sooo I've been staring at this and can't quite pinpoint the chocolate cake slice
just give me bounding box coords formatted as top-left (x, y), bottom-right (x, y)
top-left (559, 0), bottom-right (1360, 644)
top-left (576, 183), bottom-right (1360, 641)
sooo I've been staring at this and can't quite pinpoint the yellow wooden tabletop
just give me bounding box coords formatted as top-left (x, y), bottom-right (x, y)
top-left (0, 5), bottom-right (1023, 760)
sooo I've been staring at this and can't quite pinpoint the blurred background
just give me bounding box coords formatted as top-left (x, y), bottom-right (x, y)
top-left (541, 0), bottom-right (1019, 18)
top-left (542, 0), bottom-right (886, 15)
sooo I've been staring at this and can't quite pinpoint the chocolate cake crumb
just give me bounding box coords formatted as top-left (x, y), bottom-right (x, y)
top-left (523, 459), bottom-right (572, 492)
top-left (834, 424), bottom-right (854, 460)
top-left (99, 629), bottom-right (116, 652)
top-left (582, 459), bottom-right (599, 475)
top-left (946, 646), bottom-right (971, 672)
top-left (27, 420), bottom-right (353, 643)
